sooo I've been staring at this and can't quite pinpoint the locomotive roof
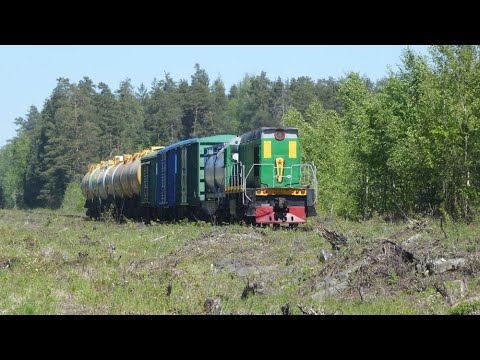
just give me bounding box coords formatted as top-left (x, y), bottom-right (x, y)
top-left (239, 127), bottom-right (298, 144)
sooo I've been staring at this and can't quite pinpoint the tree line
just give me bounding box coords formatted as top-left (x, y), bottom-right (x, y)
top-left (1, 46), bottom-right (479, 223)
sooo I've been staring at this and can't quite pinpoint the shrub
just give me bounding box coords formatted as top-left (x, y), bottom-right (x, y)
top-left (61, 182), bottom-right (85, 214)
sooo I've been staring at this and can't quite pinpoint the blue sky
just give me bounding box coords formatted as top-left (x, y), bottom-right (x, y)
top-left (0, 45), bottom-right (429, 147)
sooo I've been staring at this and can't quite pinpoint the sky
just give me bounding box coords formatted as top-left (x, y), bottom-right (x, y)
top-left (0, 45), bottom-right (429, 147)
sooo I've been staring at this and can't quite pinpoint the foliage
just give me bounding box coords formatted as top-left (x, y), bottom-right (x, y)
top-left (3, 47), bottom-right (480, 222)
top-left (0, 63), bottom-right (348, 210)
top-left (448, 300), bottom-right (480, 315)
top-left (284, 102), bottom-right (355, 217)
top-left (60, 182), bottom-right (86, 214)
top-left (0, 130), bottom-right (31, 208)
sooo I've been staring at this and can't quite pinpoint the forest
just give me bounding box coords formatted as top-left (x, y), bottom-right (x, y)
top-left (1, 45), bottom-right (479, 223)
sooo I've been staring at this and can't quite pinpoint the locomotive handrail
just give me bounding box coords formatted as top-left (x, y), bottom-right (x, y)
top-left (244, 163), bottom-right (316, 188)
top-left (243, 162), bottom-right (317, 204)
top-left (224, 161), bottom-right (245, 191)
top-left (291, 163), bottom-right (317, 204)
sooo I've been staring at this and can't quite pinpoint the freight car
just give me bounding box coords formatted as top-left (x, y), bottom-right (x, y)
top-left (81, 127), bottom-right (317, 227)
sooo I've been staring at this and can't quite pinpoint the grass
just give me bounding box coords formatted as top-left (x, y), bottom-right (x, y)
top-left (1, 208), bottom-right (479, 314)
top-left (449, 299), bottom-right (480, 315)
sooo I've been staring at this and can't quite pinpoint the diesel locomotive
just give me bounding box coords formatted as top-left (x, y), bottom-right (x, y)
top-left (81, 127), bottom-right (317, 226)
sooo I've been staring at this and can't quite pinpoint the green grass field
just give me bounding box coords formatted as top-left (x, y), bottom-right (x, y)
top-left (1, 209), bottom-right (479, 315)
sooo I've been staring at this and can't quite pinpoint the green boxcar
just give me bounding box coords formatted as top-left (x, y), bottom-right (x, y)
top-left (174, 135), bottom-right (236, 207)
top-left (140, 150), bottom-right (160, 207)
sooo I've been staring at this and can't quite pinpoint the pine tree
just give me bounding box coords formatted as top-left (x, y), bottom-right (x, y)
top-left (145, 73), bottom-right (184, 145)
top-left (116, 78), bottom-right (146, 152)
top-left (95, 82), bottom-right (122, 157)
top-left (183, 64), bottom-right (213, 137)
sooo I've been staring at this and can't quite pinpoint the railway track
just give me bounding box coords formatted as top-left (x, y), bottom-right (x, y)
top-left (24, 209), bottom-right (88, 219)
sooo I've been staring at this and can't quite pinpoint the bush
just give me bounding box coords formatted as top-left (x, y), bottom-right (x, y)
top-left (61, 182), bottom-right (85, 214)
top-left (448, 300), bottom-right (480, 315)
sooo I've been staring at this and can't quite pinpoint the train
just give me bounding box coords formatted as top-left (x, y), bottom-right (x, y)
top-left (81, 127), bottom-right (317, 227)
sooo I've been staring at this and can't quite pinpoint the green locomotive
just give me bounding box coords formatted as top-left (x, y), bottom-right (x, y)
top-left (202, 127), bottom-right (317, 226)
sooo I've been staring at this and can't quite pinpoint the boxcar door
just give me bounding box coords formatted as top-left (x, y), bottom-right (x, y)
top-left (180, 146), bottom-right (188, 205)
top-left (167, 149), bottom-right (177, 206)
top-left (141, 161), bottom-right (150, 205)
top-left (157, 152), bottom-right (167, 206)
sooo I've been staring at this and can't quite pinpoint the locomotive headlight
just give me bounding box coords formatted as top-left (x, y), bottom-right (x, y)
top-left (274, 130), bottom-right (286, 141)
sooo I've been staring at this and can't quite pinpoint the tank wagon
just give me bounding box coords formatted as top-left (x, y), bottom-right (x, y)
top-left (82, 127), bottom-right (317, 227)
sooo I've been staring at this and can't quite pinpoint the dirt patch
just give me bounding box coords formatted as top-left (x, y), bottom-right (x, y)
top-left (24, 237), bottom-right (36, 249)
top-left (0, 256), bottom-right (20, 269)
top-left (0, 214), bottom-right (16, 222)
